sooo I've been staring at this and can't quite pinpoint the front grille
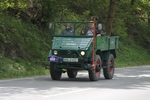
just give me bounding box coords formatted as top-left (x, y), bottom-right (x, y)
top-left (58, 50), bottom-right (79, 58)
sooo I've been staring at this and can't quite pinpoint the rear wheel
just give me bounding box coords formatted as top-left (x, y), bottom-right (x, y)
top-left (67, 69), bottom-right (78, 78)
top-left (103, 54), bottom-right (115, 79)
top-left (50, 63), bottom-right (62, 80)
top-left (88, 55), bottom-right (102, 81)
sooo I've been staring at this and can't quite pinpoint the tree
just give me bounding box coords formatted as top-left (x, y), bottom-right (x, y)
top-left (105, 0), bottom-right (116, 36)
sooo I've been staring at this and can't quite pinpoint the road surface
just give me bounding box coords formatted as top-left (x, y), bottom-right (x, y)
top-left (0, 65), bottom-right (150, 100)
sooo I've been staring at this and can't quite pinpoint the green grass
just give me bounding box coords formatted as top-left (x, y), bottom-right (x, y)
top-left (0, 55), bottom-right (49, 79)
top-left (0, 13), bottom-right (50, 79)
top-left (116, 38), bottom-right (150, 67)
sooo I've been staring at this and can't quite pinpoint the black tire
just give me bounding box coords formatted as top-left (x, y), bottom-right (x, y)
top-left (103, 54), bottom-right (115, 79)
top-left (88, 55), bottom-right (102, 81)
top-left (50, 63), bottom-right (62, 80)
top-left (67, 69), bottom-right (78, 78)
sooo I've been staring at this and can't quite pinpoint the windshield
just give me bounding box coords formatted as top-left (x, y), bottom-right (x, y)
top-left (53, 22), bottom-right (94, 36)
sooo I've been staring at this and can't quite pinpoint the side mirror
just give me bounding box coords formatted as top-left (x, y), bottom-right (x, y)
top-left (49, 23), bottom-right (53, 29)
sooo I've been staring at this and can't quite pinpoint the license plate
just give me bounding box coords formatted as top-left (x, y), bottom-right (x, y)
top-left (50, 57), bottom-right (55, 61)
top-left (48, 55), bottom-right (59, 62)
top-left (63, 58), bottom-right (78, 62)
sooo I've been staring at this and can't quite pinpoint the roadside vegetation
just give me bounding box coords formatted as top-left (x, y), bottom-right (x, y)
top-left (0, 13), bottom-right (50, 79)
top-left (116, 39), bottom-right (150, 67)
top-left (0, 0), bottom-right (150, 79)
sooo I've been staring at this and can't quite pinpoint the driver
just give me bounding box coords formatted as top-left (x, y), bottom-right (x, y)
top-left (60, 23), bottom-right (74, 35)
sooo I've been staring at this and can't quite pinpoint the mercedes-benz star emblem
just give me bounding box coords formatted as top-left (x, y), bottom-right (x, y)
top-left (67, 50), bottom-right (71, 55)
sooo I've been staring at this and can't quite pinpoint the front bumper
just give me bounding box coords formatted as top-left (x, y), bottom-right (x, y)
top-left (48, 55), bottom-right (89, 63)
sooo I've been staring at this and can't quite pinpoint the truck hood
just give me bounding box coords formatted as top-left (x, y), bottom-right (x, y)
top-left (52, 36), bottom-right (93, 50)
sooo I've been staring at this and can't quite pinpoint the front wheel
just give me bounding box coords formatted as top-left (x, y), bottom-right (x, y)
top-left (103, 54), bottom-right (115, 79)
top-left (88, 55), bottom-right (102, 81)
top-left (50, 63), bottom-right (62, 80)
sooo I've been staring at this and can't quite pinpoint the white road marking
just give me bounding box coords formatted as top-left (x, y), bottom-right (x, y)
top-left (115, 74), bottom-right (150, 77)
top-left (42, 88), bottom-right (93, 98)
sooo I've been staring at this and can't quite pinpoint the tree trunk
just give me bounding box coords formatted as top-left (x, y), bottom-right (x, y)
top-left (105, 0), bottom-right (116, 36)
top-left (131, 0), bottom-right (135, 5)
top-left (30, 0), bottom-right (34, 7)
top-left (148, 13), bottom-right (150, 27)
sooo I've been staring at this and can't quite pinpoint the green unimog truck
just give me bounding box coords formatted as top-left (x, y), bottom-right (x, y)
top-left (48, 18), bottom-right (119, 81)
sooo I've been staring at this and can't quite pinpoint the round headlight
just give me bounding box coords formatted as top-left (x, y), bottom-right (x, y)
top-left (54, 50), bottom-right (58, 55)
top-left (80, 51), bottom-right (85, 56)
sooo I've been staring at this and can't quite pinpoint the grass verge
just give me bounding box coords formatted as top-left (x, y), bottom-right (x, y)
top-left (0, 55), bottom-right (49, 79)
top-left (116, 38), bottom-right (150, 67)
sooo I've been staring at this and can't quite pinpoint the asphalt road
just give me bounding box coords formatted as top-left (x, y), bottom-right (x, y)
top-left (0, 65), bottom-right (150, 100)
